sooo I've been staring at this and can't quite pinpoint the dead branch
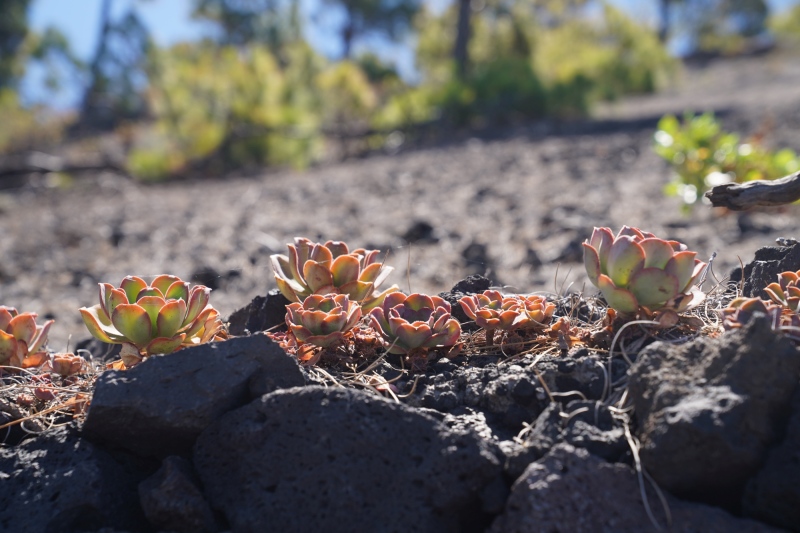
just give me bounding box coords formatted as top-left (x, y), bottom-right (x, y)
top-left (704, 171), bottom-right (800, 210)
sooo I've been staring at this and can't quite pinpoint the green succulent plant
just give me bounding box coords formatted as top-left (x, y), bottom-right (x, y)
top-left (583, 226), bottom-right (706, 316)
top-left (285, 293), bottom-right (362, 348)
top-left (271, 237), bottom-right (398, 311)
top-left (0, 306), bottom-right (53, 369)
top-left (369, 293), bottom-right (461, 356)
top-left (80, 275), bottom-right (226, 366)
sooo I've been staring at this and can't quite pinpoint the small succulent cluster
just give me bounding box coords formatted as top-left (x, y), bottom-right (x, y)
top-left (80, 275), bottom-right (226, 367)
top-left (720, 270), bottom-right (800, 343)
top-left (273, 239), bottom-right (461, 370)
top-left (458, 290), bottom-right (555, 345)
top-left (583, 226), bottom-right (706, 319)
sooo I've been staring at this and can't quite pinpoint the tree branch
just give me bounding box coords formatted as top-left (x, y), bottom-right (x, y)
top-left (704, 171), bottom-right (800, 210)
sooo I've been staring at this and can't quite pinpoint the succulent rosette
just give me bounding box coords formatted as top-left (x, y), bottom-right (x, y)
top-left (80, 275), bottom-right (226, 362)
top-left (286, 293), bottom-right (362, 348)
top-left (370, 293), bottom-right (461, 354)
top-left (583, 226), bottom-right (707, 315)
top-left (271, 237), bottom-right (399, 311)
top-left (764, 270), bottom-right (800, 312)
top-left (43, 353), bottom-right (86, 378)
top-left (519, 295), bottom-right (557, 328)
top-left (459, 291), bottom-right (555, 331)
top-left (0, 306), bottom-right (53, 369)
top-left (720, 297), bottom-right (782, 331)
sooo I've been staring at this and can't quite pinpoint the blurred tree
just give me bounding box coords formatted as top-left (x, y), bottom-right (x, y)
top-left (672, 0), bottom-right (769, 53)
top-left (81, 0), bottom-right (152, 128)
top-left (191, 0), bottom-right (302, 59)
top-left (0, 0), bottom-right (31, 88)
top-left (321, 0), bottom-right (421, 58)
top-left (657, 0), bottom-right (675, 42)
top-left (451, 0), bottom-right (589, 78)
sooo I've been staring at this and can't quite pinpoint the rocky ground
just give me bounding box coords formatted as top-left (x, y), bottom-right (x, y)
top-left (2, 51), bottom-right (800, 533)
top-left (2, 52), bottom-right (800, 350)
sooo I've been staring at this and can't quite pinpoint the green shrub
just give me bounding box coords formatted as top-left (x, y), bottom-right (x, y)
top-left (535, 4), bottom-right (676, 105)
top-left (0, 88), bottom-right (67, 154)
top-left (654, 112), bottom-right (800, 210)
top-left (127, 42), bottom-right (324, 180)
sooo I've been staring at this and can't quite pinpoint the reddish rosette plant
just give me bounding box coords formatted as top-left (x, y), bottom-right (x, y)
top-left (370, 293), bottom-right (461, 369)
top-left (459, 291), bottom-right (556, 345)
top-left (583, 226), bottom-right (706, 317)
top-left (0, 306), bottom-right (53, 370)
top-left (44, 353), bottom-right (87, 378)
top-left (720, 297), bottom-right (800, 342)
top-left (80, 275), bottom-right (226, 367)
top-left (271, 237), bottom-right (398, 311)
top-left (285, 293), bottom-right (362, 349)
top-left (764, 270), bottom-right (800, 313)
top-left (518, 295), bottom-right (557, 328)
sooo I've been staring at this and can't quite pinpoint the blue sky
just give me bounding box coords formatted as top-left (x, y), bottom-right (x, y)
top-left (22, 0), bottom-right (800, 108)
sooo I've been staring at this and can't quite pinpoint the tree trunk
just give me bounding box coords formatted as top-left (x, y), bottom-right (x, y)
top-left (342, 22), bottom-right (354, 59)
top-left (453, 0), bottom-right (471, 79)
top-left (658, 0), bottom-right (671, 43)
top-left (81, 0), bottom-right (114, 123)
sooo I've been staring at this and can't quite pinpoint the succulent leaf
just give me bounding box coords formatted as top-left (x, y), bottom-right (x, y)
top-left (0, 330), bottom-right (17, 365)
top-left (156, 299), bottom-right (187, 339)
top-left (184, 285), bottom-right (211, 326)
top-left (629, 268), bottom-right (680, 308)
top-left (146, 335), bottom-right (186, 356)
top-left (151, 275), bottom-right (182, 295)
top-left (80, 305), bottom-right (122, 343)
top-left (303, 261), bottom-right (335, 293)
top-left (165, 280), bottom-right (190, 301)
top-left (120, 276), bottom-right (148, 304)
top-left (597, 274), bottom-right (639, 314)
top-left (606, 236), bottom-right (646, 287)
top-left (112, 304), bottom-right (154, 348)
top-left (28, 319), bottom-right (54, 354)
top-left (0, 306), bottom-right (17, 331)
top-left (583, 243), bottom-right (602, 286)
top-left (137, 295), bottom-right (168, 331)
top-left (664, 251), bottom-right (699, 292)
top-left (331, 254), bottom-right (361, 286)
top-left (8, 313), bottom-right (37, 346)
top-left (640, 238), bottom-right (676, 269)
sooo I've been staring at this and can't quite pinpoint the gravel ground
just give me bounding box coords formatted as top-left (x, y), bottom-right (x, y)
top-left (2, 51), bottom-right (800, 349)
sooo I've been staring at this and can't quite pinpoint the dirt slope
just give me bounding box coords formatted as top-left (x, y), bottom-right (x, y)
top-left (2, 51), bottom-right (800, 349)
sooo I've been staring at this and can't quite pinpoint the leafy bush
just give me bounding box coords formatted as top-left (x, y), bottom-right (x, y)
top-left (654, 112), bottom-right (800, 209)
top-left (534, 4), bottom-right (676, 106)
top-left (127, 42), bottom-right (324, 180)
top-left (0, 88), bottom-right (66, 154)
top-left (316, 61), bottom-right (378, 129)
